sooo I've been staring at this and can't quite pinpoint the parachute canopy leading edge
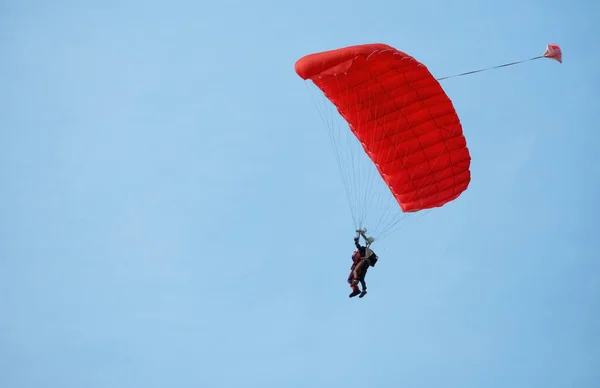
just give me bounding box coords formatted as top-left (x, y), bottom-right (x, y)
top-left (295, 43), bottom-right (471, 213)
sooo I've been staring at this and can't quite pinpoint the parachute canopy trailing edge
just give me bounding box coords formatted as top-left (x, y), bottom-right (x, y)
top-left (295, 43), bottom-right (471, 213)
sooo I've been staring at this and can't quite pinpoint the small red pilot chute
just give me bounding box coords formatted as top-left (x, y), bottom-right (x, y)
top-left (543, 43), bottom-right (562, 63)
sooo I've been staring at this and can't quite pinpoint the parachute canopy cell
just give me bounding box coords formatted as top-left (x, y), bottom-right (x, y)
top-left (295, 43), bottom-right (471, 212)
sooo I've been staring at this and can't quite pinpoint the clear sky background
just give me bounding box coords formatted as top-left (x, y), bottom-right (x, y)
top-left (1, 0), bottom-right (598, 387)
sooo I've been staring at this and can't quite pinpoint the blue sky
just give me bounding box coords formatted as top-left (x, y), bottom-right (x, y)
top-left (1, 0), bottom-right (598, 387)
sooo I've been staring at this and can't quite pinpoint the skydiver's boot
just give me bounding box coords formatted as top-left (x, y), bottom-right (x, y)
top-left (359, 290), bottom-right (367, 298)
top-left (349, 288), bottom-right (361, 298)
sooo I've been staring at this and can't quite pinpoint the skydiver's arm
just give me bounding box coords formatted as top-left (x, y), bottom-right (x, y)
top-left (354, 237), bottom-right (362, 250)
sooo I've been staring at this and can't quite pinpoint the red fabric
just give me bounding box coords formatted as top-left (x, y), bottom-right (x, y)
top-left (543, 43), bottom-right (562, 63)
top-left (295, 43), bottom-right (471, 212)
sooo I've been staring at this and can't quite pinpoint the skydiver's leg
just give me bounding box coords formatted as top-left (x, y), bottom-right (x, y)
top-left (348, 270), bottom-right (360, 297)
top-left (347, 270), bottom-right (354, 285)
top-left (359, 276), bottom-right (367, 298)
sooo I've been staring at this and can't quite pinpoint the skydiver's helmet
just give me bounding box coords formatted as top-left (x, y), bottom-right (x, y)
top-left (351, 250), bottom-right (361, 263)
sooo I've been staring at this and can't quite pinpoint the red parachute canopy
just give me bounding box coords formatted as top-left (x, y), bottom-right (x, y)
top-left (295, 43), bottom-right (471, 212)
